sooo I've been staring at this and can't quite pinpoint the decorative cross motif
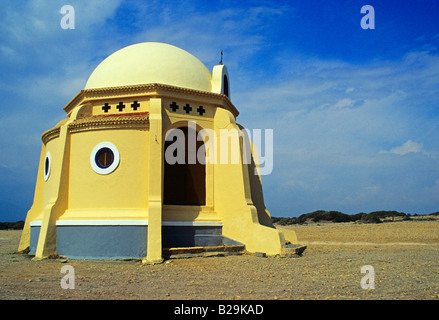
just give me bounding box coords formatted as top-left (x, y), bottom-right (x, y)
top-left (102, 103), bottom-right (111, 113)
top-left (131, 101), bottom-right (140, 111)
top-left (169, 101), bottom-right (179, 112)
top-left (183, 103), bottom-right (192, 114)
top-left (116, 102), bottom-right (125, 112)
top-left (197, 105), bottom-right (206, 116)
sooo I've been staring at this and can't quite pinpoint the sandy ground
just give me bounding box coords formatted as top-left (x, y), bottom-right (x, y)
top-left (0, 219), bottom-right (438, 300)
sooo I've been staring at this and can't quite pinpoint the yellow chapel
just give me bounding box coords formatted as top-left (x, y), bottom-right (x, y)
top-left (19, 42), bottom-right (299, 262)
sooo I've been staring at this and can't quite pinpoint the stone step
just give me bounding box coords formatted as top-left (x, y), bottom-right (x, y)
top-left (282, 244), bottom-right (307, 256)
top-left (163, 245), bottom-right (246, 258)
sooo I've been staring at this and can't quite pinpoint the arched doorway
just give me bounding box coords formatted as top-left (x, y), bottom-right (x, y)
top-left (163, 126), bottom-right (206, 205)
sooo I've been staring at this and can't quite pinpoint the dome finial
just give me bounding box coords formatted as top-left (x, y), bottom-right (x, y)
top-left (219, 50), bottom-right (223, 65)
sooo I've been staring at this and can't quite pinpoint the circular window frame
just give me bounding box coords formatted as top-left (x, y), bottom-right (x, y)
top-left (44, 152), bottom-right (51, 181)
top-left (90, 142), bottom-right (120, 175)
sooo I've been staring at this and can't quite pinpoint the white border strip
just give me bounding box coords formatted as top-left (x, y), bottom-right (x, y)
top-left (56, 220), bottom-right (148, 226)
top-left (162, 221), bottom-right (223, 227)
top-left (30, 221), bottom-right (42, 227)
top-left (53, 220), bottom-right (223, 227)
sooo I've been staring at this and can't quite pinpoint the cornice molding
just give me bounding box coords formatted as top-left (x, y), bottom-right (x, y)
top-left (68, 112), bottom-right (149, 133)
top-left (41, 127), bottom-right (60, 144)
top-left (63, 83), bottom-right (239, 118)
top-left (41, 113), bottom-right (150, 143)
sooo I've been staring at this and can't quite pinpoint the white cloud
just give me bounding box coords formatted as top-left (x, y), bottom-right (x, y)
top-left (1, 1), bottom-right (439, 217)
top-left (130, 4), bottom-right (288, 68)
top-left (237, 49), bottom-right (439, 215)
top-left (379, 140), bottom-right (424, 156)
top-left (329, 97), bottom-right (355, 110)
top-left (0, 0), bottom-right (123, 172)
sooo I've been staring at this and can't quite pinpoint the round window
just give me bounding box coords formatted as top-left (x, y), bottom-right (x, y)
top-left (95, 148), bottom-right (114, 169)
top-left (90, 142), bottom-right (120, 174)
top-left (44, 152), bottom-right (51, 181)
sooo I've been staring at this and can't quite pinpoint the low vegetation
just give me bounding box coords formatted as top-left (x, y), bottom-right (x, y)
top-left (271, 210), bottom-right (439, 225)
top-left (0, 221), bottom-right (24, 230)
top-left (1, 212), bottom-right (438, 229)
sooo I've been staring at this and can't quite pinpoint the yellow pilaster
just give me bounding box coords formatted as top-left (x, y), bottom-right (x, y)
top-left (144, 98), bottom-right (164, 264)
top-left (18, 145), bottom-right (46, 252)
top-left (35, 124), bottom-right (70, 258)
top-left (213, 108), bottom-right (286, 255)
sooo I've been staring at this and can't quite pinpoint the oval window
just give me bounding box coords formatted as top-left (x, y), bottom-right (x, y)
top-left (90, 142), bottom-right (120, 174)
top-left (44, 152), bottom-right (51, 181)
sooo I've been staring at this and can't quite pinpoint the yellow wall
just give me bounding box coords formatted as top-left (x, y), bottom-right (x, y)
top-left (212, 108), bottom-right (285, 255)
top-left (20, 86), bottom-right (294, 258)
top-left (67, 129), bottom-right (149, 213)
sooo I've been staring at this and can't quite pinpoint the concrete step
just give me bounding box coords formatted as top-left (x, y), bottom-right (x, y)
top-left (163, 245), bottom-right (245, 259)
top-left (282, 244), bottom-right (307, 256)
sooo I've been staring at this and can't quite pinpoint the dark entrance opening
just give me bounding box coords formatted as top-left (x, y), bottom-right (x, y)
top-left (223, 75), bottom-right (229, 97)
top-left (163, 126), bottom-right (206, 205)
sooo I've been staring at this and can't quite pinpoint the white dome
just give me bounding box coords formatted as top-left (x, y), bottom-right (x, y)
top-left (85, 42), bottom-right (212, 92)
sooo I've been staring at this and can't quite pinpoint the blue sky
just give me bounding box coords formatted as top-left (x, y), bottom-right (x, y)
top-left (1, 0), bottom-right (439, 221)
